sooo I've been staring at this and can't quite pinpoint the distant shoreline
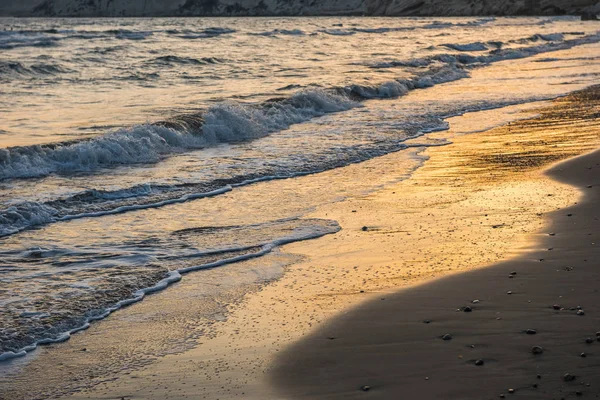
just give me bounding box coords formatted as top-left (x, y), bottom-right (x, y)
top-left (0, 13), bottom-right (595, 18)
top-left (1, 0), bottom-right (598, 18)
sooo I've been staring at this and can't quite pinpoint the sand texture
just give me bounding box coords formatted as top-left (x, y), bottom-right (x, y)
top-left (272, 89), bottom-right (600, 399)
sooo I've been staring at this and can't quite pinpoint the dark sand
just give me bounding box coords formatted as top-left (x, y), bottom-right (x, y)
top-left (272, 127), bottom-right (600, 398)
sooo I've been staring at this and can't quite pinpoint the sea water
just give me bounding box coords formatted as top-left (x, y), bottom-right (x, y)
top-left (0, 16), bottom-right (599, 362)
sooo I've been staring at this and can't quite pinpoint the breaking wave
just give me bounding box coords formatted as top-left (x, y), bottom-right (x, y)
top-left (0, 60), bottom-right (71, 79)
top-left (149, 55), bottom-right (225, 65)
top-left (368, 32), bottom-right (600, 69)
top-left (167, 27), bottom-right (236, 39)
top-left (0, 89), bottom-right (358, 181)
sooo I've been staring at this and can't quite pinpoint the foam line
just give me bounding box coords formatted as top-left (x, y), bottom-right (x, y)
top-left (0, 222), bottom-right (340, 362)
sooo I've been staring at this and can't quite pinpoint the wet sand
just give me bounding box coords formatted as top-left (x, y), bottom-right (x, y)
top-left (272, 89), bottom-right (600, 399)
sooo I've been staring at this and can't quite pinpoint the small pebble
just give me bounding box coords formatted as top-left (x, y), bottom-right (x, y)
top-left (533, 384), bottom-right (538, 389)
top-left (531, 346), bottom-right (544, 354)
top-left (577, 310), bottom-right (585, 316)
top-left (442, 334), bottom-right (452, 341)
top-left (552, 304), bottom-right (561, 310)
top-left (472, 299), bottom-right (480, 304)
top-left (580, 352), bottom-right (587, 358)
top-left (510, 271), bottom-right (517, 276)
top-left (508, 388), bottom-right (515, 394)
top-left (507, 291), bottom-right (512, 295)
top-left (537, 374), bottom-right (542, 379)
top-left (463, 306), bottom-right (472, 312)
top-left (475, 359), bottom-right (484, 366)
top-left (423, 320), bottom-right (431, 324)
top-left (360, 385), bottom-right (371, 392)
top-left (585, 337), bottom-right (594, 344)
top-left (525, 329), bottom-right (537, 335)
top-left (564, 373), bottom-right (576, 382)
top-left (576, 391), bottom-right (583, 397)
top-left (596, 331), bottom-right (600, 337)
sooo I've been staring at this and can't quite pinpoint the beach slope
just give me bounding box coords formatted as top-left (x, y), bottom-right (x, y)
top-left (272, 96), bottom-right (600, 399)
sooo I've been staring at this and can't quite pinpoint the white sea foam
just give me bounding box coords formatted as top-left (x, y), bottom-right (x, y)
top-left (0, 218), bottom-right (341, 362)
top-left (442, 42), bottom-right (489, 51)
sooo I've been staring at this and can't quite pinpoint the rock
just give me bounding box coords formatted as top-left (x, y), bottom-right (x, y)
top-left (509, 271), bottom-right (517, 276)
top-left (525, 329), bottom-right (537, 335)
top-left (475, 359), bottom-right (484, 366)
top-left (361, 226), bottom-right (368, 231)
top-left (552, 304), bottom-right (561, 310)
top-left (581, 11), bottom-right (598, 20)
top-left (442, 334), bottom-right (452, 341)
top-left (580, 352), bottom-right (587, 357)
top-left (596, 331), bottom-right (600, 337)
top-left (564, 373), bottom-right (576, 382)
top-left (508, 388), bottom-right (515, 394)
top-left (360, 385), bottom-right (371, 391)
top-left (531, 346), bottom-right (544, 354)
top-left (463, 306), bottom-right (473, 312)
top-left (537, 374), bottom-right (542, 379)
top-left (472, 300), bottom-right (480, 304)
top-left (585, 337), bottom-right (594, 344)
top-left (577, 310), bottom-right (585, 316)
top-left (507, 291), bottom-right (512, 295)
top-left (423, 320), bottom-right (431, 324)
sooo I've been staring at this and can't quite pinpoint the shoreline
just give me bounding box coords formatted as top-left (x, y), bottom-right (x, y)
top-left (1, 73), bottom-right (599, 400)
top-left (54, 87), bottom-right (600, 400)
top-left (272, 146), bottom-right (600, 399)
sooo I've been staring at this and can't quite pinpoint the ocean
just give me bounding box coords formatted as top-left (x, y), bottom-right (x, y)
top-left (0, 15), bottom-right (599, 364)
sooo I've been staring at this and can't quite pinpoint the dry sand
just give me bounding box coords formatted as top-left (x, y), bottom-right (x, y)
top-left (272, 142), bottom-right (600, 400)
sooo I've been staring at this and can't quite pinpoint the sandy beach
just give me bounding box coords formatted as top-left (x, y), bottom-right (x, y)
top-left (9, 84), bottom-right (588, 400)
top-left (273, 131), bottom-right (600, 399)
top-left (274, 142), bottom-right (600, 399)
